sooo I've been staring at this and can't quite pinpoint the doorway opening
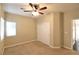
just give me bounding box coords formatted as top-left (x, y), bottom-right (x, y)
top-left (73, 19), bottom-right (79, 51)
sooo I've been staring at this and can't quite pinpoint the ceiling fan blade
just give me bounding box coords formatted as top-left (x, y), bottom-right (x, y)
top-left (29, 3), bottom-right (33, 8)
top-left (34, 4), bottom-right (39, 9)
top-left (24, 10), bottom-right (32, 12)
top-left (21, 8), bottom-right (33, 12)
top-left (39, 7), bottom-right (47, 10)
top-left (39, 12), bottom-right (44, 14)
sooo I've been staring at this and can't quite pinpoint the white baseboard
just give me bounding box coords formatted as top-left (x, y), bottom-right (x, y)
top-left (5, 40), bottom-right (68, 49)
top-left (64, 46), bottom-right (72, 50)
top-left (4, 40), bottom-right (36, 48)
top-left (37, 40), bottom-right (61, 48)
top-left (49, 45), bottom-right (61, 48)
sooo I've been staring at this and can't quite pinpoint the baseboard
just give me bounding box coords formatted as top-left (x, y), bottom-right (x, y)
top-left (64, 46), bottom-right (72, 50)
top-left (4, 40), bottom-right (36, 48)
top-left (49, 45), bottom-right (61, 48)
top-left (37, 40), bottom-right (61, 48)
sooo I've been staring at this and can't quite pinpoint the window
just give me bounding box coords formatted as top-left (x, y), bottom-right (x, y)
top-left (6, 21), bottom-right (16, 36)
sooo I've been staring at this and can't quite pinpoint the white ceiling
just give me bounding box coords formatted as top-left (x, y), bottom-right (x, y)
top-left (4, 3), bottom-right (79, 17)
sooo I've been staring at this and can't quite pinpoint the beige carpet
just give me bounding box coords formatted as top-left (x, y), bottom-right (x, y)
top-left (4, 41), bottom-right (79, 55)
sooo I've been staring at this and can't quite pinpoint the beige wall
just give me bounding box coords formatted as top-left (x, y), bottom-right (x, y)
top-left (4, 12), bottom-right (37, 47)
top-left (0, 4), bottom-right (4, 55)
top-left (51, 12), bottom-right (64, 47)
top-left (60, 13), bottom-right (64, 47)
top-left (64, 11), bottom-right (79, 49)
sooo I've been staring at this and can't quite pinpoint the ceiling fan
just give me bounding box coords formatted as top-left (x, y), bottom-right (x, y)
top-left (21, 3), bottom-right (47, 16)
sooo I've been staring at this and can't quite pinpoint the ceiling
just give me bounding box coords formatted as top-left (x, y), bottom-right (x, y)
top-left (4, 3), bottom-right (79, 17)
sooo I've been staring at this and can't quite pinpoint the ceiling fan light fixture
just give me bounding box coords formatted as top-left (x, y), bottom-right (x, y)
top-left (21, 3), bottom-right (47, 16)
top-left (32, 11), bottom-right (39, 16)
